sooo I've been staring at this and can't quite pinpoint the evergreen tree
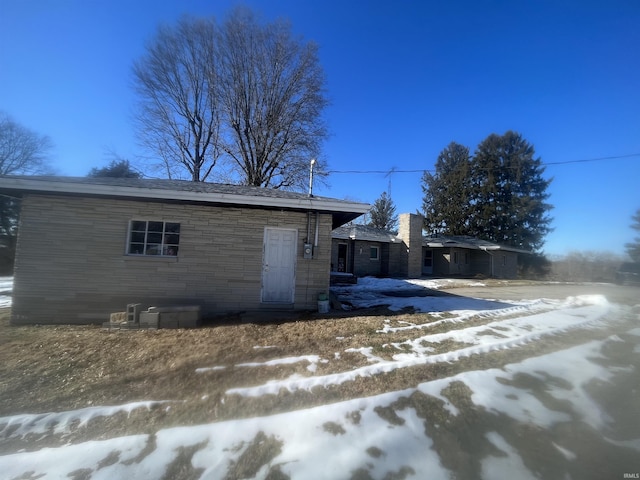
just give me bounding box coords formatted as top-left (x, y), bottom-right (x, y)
top-left (469, 131), bottom-right (553, 252)
top-left (625, 208), bottom-right (640, 262)
top-left (421, 132), bottom-right (553, 253)
top-left (421, 142), bottom-right (472, 235)
top-left (88, 159), bottom-right (142, 178)
top-left (369, 191), bottom-right (398, 233)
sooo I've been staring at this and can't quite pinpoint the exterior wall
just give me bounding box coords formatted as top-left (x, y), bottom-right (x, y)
top-left (469, 250), bottom-right (491, 277)
top-left (428, 248), bottom-right (518, 278)
top-left (12, 194), bottom-right (333, 324)
top-left (431, 248), bottom-right (473, 276)
top-left (351, 240), bottom-right (383, 277)
top-left (431, 248), bottom-right (451, 276)
top-left (397, 214), bottom-right (423, 278)
top-left (487, 251), bottom-right (519, 279)
top-left (388, 242), bottom-right (407, 277)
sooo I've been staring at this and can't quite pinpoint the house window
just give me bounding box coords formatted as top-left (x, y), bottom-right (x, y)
top-left (423, 249), bottom-right (433, 267)
top-left (502, 255), bottom-right (507, 266)
top-left (370, 246), bottom-right (379, 261)
top-left (453, 252), bottom-right (458, 264)
top-left (128, 220), bottom-right (180, 256)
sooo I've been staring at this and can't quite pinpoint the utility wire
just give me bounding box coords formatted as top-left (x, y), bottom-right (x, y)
top-left (326, 152), bottom-right (640, 175)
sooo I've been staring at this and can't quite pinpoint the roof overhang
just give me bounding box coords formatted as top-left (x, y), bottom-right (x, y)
top-left (423, 238), bottom-right (531, 254)
top-left (0, 176), bottom-right (370, 229)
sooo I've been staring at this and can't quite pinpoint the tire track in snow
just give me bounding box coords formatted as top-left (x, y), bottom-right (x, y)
top-left (225, 296), bottom-right (615, 397)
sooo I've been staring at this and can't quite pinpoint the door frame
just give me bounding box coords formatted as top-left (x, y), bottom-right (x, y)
top-left (261, 227), bottom-right (298, 304)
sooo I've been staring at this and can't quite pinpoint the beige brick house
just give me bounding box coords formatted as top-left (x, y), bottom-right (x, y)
top-left (331, 213), bottom-right (529, 280)
top-left (0, 176), bottom-right (369, 325)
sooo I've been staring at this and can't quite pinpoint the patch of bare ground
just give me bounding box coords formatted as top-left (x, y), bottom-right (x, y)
top-left (0, 306), bottom-right (635, 454)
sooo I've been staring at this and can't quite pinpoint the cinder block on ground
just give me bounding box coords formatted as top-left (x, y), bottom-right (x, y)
top-left (139, 312), bottom-right (159, 328)
top-left (148, 306), bottom-right (201, 329)
top-left (178, 317), bottom-right (199, 328)
top-left (126, 303), bottom-right (143, 323)
top-left (110, 312), bottom-right (127, 323)
top-left (160, 319), bottom-right (180, 329)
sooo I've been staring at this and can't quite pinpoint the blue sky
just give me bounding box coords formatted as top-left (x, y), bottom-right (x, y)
top-left (1, 0), bottom-right (639, 256)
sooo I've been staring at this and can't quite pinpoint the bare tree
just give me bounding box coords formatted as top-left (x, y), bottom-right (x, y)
top-left (133, 9), bottom-right (328, 189)
top-left (132, 16), bottom-right (222, 182)
top-left (0, 112), bottom-right (53, 175)
top-left (0, 113), bottom-right (53, 273)
top-left (218, 9), bottom-right (328, 189)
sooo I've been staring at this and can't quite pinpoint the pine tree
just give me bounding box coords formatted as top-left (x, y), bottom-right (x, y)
top-left (625, 209), bottom-right (640, 262)
top-left (421, 142), bottom-right (472, 235)
top-left (88, 160), bottom-right (142, 178)
top-left (469, 131), bottom-right (553, 251)
top-left (369, 191), bottom-right (398, 233)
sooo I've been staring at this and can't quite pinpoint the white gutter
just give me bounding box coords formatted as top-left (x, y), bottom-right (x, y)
top-left (0, 177), bottom-right (370, 215)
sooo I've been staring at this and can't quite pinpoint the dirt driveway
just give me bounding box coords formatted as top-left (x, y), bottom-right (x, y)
top-left (442, 282), bottom-right (640, 306)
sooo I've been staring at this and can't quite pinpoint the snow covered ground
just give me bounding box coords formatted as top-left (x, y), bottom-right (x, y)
top-left (1, 277), bottom-right (639, 479)
top-left (0, 276), bottom-right (11, 308)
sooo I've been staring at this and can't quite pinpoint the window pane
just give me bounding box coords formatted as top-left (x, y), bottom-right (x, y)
top-left (129, 243), bottom-right (144, 255)
top-left (130, 232), bottom-right (145, 243)
top-left (147, 232), bottom-right (162, 244)
top-left (165, 234), bottom-right (179, 244)
top-left (131, 220), bottom-right (146, 231)
top-left (163, 245), bottom-right (178, 256)
top-left (165, 223), bottom-right (180, 233)
top-left (145, 244), bottom-right (161, 255)
top-left (165, 234), bottom-right (178, 245)
top-left (148, 221), bottom-right (164, 232)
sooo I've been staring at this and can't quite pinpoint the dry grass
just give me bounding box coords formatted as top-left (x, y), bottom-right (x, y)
top-left (0, 302), bottom-right (631, 453)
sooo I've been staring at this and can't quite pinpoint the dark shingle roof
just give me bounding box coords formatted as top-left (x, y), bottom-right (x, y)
top-left (423, 235), bottom-right (530, 253)
top-left (2, 175), bottom-right (353, 202)
top-left (0, 175), bottom-right (370, 229)
top-left (332, 224), bottom-right (399, 243)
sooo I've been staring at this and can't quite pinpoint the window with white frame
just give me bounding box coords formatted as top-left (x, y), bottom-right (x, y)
top-left (127, 220), bottom-right (180, 257)
top-left (370, 246), bottom-right (379, 261)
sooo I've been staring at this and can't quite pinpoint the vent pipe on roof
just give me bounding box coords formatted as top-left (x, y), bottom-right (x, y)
top-left (308, 159), bottom-right (316, 197)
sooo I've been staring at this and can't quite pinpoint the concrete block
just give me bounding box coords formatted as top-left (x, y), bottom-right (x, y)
top-left (127, 303), bottom-right (143, 323)
top-left (110, 312), bottom-right (127, 323)
top-left (178, 317), bottom-right (199, 328)
top-left (139, 312), bottom-right (159, 328)
top-left (160, 319), bottom-right (179, 329)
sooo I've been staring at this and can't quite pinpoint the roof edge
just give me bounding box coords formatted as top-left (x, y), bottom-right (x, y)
top-left (0, 176), bottom-right (371, 215)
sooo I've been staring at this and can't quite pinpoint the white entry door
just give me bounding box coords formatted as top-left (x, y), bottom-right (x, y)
top-left (262, 227), bottom-right (297, 303)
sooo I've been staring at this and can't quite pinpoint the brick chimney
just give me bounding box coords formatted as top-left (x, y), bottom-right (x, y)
top-left (397, 213), bottom-right (423, 278)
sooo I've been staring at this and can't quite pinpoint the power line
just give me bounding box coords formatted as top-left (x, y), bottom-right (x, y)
top-left (544, 153), bottom-right (640, 165)
top-left (326, 152), bottom-right (640, 175)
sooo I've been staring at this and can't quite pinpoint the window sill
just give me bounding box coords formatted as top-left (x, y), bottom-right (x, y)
top-left (123, 255), bottom-right (179, 262)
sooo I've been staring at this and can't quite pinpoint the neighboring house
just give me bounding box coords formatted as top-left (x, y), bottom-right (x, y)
top-left (422, 235), bottom-right (529, 279)
top-left (331, 213), bottom-right (529, 280)
top-left (331, 214), bottom-right (423, 279)
top-left (0, 176), bottom-right (369, 325)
